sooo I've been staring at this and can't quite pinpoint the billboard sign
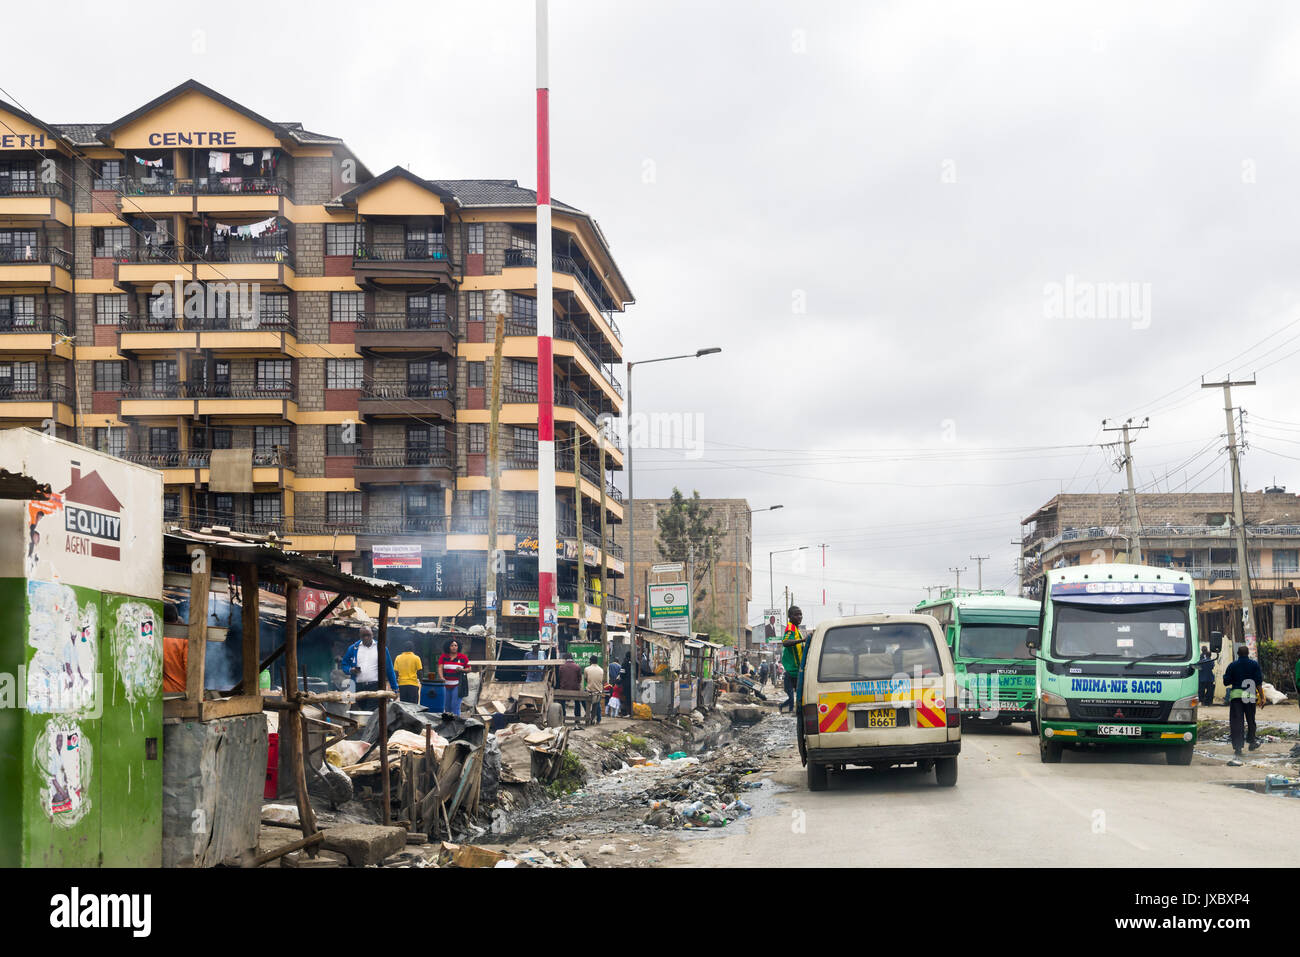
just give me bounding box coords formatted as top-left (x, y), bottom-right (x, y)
top-left (648, 582), bottom-right (691, 636)
top-left (372, 544), bottom-right (421, 569)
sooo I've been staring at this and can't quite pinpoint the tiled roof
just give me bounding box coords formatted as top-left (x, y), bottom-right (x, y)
top-left (49, 124), bottom-right (102, 146)
top-left (430, 178), bottom-right (582, 214)
top-left (276, 122), bottom-right (345, 145)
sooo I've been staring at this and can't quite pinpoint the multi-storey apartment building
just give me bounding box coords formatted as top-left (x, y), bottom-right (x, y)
top-left (0, 80), bottom-right (632, 643)
top-left (1021, 489), bottom-right (1300, 643)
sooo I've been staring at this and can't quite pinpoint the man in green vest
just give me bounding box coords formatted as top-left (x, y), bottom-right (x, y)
top-left (780, 606), bottom-right (805, 713)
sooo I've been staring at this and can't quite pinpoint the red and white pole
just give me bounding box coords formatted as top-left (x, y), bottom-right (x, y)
top-left (535, 0), bottom-right (558, 652)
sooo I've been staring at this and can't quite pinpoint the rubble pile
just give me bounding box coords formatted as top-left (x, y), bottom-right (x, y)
top-left (640, 753), bottom-right (763, 829)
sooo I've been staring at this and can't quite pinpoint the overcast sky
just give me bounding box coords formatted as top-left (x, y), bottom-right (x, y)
top-left (13, 0), bottom-right (1300, 622)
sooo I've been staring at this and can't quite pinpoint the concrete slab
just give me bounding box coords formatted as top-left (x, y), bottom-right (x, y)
top-left (320, 824), bottom-right (407, 866)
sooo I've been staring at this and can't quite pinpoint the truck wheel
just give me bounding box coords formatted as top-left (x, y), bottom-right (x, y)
top-left (807, 761), bottom-right (829, 792)
top-left (1166, 744), bottom-right (1194, 766)
top-left (935, 757), bottom-right (958, 786)
top-left (1040, 739), bottom-right (1063, 763)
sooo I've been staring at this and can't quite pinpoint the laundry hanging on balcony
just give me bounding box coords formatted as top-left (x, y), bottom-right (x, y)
top-left (210, 215), bottom-right (280, 240)
top-left (134, 156), bottom-right (164, 168)
top-left (207, 151), bottom-right (231, 173)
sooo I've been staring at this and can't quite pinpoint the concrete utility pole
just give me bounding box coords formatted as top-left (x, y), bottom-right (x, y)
top-left (485, 290), bottom-right (507, 676)
top-left (597, 425), bottom-right (609, 668)
top-left (949, 566), bottom-right (967, 594)
top-left (1202, 377), bottom-right (1258, 660)
top-left (573, 430), bottom-right (585, 643)
top-left (1102, 417), bottom-right (1148, 563)
top-left (535, 0), bottom-right (558, 654)
top-left (969, 554), bottom-right (989, 592)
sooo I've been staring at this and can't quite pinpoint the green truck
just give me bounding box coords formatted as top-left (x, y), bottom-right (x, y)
top-left (915, 591), bottom-right (1041, 731)
top-left (1028, 563), bottom-right (1212, 765)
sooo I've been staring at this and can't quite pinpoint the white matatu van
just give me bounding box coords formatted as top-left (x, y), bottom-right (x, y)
top-left (798, 614), bottom-right (962, 791)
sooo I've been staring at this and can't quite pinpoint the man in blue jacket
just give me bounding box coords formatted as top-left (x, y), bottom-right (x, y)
top-left (1223, 645), bottom-right (1264, 766)
top-left (340, 626), bottom-right (398, 712)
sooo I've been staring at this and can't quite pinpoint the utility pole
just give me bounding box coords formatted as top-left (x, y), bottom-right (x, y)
top-left (819, 543), bottom-right (828, 607)
top-left (949, 566), bottom-right (967, 594)
top-left (1202, 377), bottom-right (1258, 660)
top-left (1102, 417), bottom-right (1148, 563)
top-left (597, 423), bottom-right (609, 669)
top-left (687, 542), bottom-right (696, 633)
top-left (485, 290), bottom-right (507, 677)
top-left (573, 430), bottom-right (585, 645)
top-left (969, 554), bottom-right (989, 592)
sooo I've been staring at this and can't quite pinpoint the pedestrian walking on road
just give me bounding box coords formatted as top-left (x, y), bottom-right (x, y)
top-left (758, 659), bottom-right (770, 689)
top-left (557, 653), bottom-right (583, 720)
top-left (1196, 646), bottom-right (1216, 706)
top-left (1223, 645), bottom-right (1263, 765)
top-left (584, 655), bottom-right (606, 725)
top-left (342, 626), bottom-right (398, 713)
top-left (780, 606), bottom-right (806, 713)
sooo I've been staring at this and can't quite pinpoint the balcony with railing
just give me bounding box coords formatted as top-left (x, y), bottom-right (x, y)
top-left (354, 310), bottom-right (457, 354)
top-left (0, 380), bottom-right (71, 404)
top-left (352, 238), bottom-right (455, 287)
top-left (355, 445), bottom-right (455, 484)
top-left (119, 446), bottom-right (295, 472)
top-left (0, 312), bottom-right (69, 351)
top-left (1039, 523), bottom-right (1300, 554)
top-left (554, 318), bottom-right (623, 399)
top-left (357, 378), bottom-right (454, 421)
top-left (119, 377), bottom-right (297, 416)
top-left (0, 244), bottom-right (72, 270)
top-left (0, 177), bottom-right (71, 208)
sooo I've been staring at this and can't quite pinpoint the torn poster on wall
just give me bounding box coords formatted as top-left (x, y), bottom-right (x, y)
top-left (33, 716), bottom-right (92, 827)
top-left (113, 602), bottom-right (161, 704)
top-left (26, 581), bottom-right (98, 717)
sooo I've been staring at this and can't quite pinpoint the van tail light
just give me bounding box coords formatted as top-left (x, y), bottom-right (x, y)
top-left (946, 698), bottom-right (960, 728)
top-left (802, 704), bottom-right (820, 736)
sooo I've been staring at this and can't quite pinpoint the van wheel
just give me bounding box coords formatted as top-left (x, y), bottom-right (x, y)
top-left (807, 761), bottom-right (829, 792)
top-left (935, 757), bottom-right (958, 787)
top-left (1040, 740), bottom-right (1063, 763)
top-left (1166, 744), bottom-right (1194, 766)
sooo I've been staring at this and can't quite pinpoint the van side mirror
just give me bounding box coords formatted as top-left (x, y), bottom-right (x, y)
top-left (1025, 627), bottom-right (1040, 651)
top-left (1209, 631), bottom-right (1223, 654)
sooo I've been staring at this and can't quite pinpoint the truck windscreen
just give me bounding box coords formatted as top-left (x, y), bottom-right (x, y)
top-left (957, 624), bottom-right (1034, 659)
top-left (1051, 602), bottom-right (1191, 661)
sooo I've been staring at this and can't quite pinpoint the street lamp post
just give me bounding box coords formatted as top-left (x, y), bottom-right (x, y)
top-left (626, 347), bottom-right (721, 711)
top-left (737, 505), bottom-right (782, 661)
top-left (770, 545), bottom-right (809, 617)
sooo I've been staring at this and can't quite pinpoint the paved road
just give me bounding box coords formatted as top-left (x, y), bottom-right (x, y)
top-left (677, 722), bottom-right (1298, 866)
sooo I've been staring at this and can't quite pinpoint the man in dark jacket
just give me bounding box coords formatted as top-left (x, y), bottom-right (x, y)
top-left (557, 654), bottom-right (584, 720)
top-left (1196, 647), bottom-right (1216, 706)
top-left (1223, 646), bottom-right (1264, 765)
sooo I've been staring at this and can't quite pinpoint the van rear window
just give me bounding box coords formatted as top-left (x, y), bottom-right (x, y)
top-left (817, 624), bottom-right (943, 682)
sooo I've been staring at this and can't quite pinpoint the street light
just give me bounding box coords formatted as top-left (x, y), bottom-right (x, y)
top-left (736, 505), bottom-right (782, 660)
top-left (625, 346), bottom-right (722, 712)
top-left (770, 545), bottom-right (809, 615)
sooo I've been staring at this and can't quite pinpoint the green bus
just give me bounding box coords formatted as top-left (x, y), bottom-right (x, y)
top-left (1028, 563), bottom-right (1212, 765)
top-left (914, 591), bottom-right (1041, 731)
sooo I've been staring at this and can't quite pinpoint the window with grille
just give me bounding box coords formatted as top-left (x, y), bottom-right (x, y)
top-left (470, 490), bottom-right (489, 516)
top-left (0, 296), bottom-right (35, 328)
top-left (254, 426), bottom-right (290, 454)
top-left (514, 492), bottom-right (538, 526)
top-left (95, 160), bottom-right (123, 189)
top-left (253, 493), bottom-right (282, 526)
top-left (326, 424), bottom-right (360, 456)
top-left (94, 361), bottom-right (127, 392)
top-left (1274, 550), bottom-right (1299, 573)
top-left (331, 291), bottom-right (363, 322)
top-left (513, 426), bottom-right (538, 451)
top-left (94, 427), bottom-right (127, 457)
top-left (326, 359), bottom-right (362, 390)
top-left (326, 224), bottom-right (359, 256)
top-left (258, 293), bottom-right (289, 324)
top-left (405, 486), bottom-right (433, 515)
top-left (468, 224), bottom-right (484, 254)
top-left (163, 493), bottom-right (181, 520)
top-left (468, 423), bottom-right (487, 454)
top-left (467, 291), bottom-right (484, 321)
top-left (510, 229), bottom-right (536, 253)
top-left (511, 360), bottom-right (537, 393)
top-left (512, 294), bottom-right (537, 322)
top-left (95, 294), bottom-right (127, 325)
top-left (327, 492), bottom-right (362, 525)
top-left (257, 360), bottom-right (292, 392)
top-left (152, 360), bottom-right (177, 392)
top-left (94, 227), bottom-right (130, 258)
top-left (147, 292), bottom-right (172, 323)
top-left (0, 361), bottom-right (37, 394)
top-left (468, 362), bottom-right (485, 388)
top-left (149, 427), bottom-right (178, 452)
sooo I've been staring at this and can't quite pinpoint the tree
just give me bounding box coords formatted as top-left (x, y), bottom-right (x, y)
top-left (655, 488), bottom-right (724, 626)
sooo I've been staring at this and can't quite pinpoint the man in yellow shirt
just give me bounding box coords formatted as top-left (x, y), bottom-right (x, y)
top-left (393, 641), bottom-right (423, 704)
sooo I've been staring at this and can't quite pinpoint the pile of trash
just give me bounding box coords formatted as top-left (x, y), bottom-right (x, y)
top-left (436, 841), bottom-right (587, 868)
top-left (638, 749), bottom-right (764, 829)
